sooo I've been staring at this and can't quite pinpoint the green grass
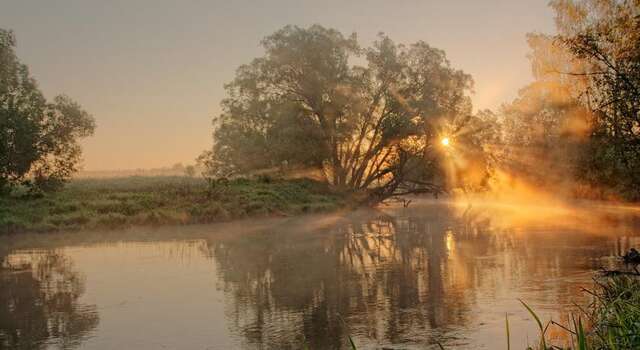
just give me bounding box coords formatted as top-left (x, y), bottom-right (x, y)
top-left (520, 275), bottom-right (640, 350)
top-left (343, 275), bottom-right (640, 350)
top-left (0, 176), bottom-right (348, 234)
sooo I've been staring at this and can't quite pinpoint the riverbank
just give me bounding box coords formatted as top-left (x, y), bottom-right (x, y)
top-left (524, 274), bottom-right (640, 350)
top-left (0, 176), bottom-right (349, 234)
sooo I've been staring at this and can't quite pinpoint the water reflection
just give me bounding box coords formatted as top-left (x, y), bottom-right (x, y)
top-left (205, 202), bottom-right (639, 349)
top-left (0, 201), bottom-right (638, 349)
top-left (0, 251), bottom-right (99, 349)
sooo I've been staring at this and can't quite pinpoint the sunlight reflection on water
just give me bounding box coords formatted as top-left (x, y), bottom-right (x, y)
top-left (1, 199), bottom-right (639, 349)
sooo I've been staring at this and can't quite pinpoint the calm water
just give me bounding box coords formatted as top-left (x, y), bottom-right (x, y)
top-left (1, 200), bottom-right (639, 349)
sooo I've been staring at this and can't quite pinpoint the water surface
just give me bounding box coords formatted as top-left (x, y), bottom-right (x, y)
top-left (1, 200), bottom-right (639, 349)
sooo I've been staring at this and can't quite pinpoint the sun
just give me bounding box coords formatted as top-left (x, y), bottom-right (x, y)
top-left (441, 137), bottom-right (450, 146)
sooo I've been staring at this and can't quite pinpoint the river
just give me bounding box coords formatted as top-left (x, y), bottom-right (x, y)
top-left (1, 199), bottom-right (639, 349)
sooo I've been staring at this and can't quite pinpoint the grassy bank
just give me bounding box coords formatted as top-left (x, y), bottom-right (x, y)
top-left (520, 274), bottom-right (640, 350)
top-left (0, 176), bottom-right (348, 234)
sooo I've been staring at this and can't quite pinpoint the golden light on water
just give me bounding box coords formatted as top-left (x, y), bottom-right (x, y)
top-left (441, 137), bottom-right (450, 146)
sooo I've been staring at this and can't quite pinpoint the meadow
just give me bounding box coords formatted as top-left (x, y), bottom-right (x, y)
top-left (0, 176), bottom-right (348, 234)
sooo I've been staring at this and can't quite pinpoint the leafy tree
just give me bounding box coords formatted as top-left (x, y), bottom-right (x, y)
top-left (0, 29), bottom-right (95, 193)
top-left (547, 0), bottom-right (640, 199)
top-left (205, 25), bottom-right (491, 203)
top-left (553, 0), bottom-right (640, 199)
top-left (498, 33), bottom-right (592, 188)
top-left (498, 1), bottom-right (640, 199)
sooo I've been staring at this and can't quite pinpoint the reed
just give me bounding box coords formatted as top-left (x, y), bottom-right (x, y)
top-left (342, 275), bottom-right (640, 350)
top-left (520, 275), bottom-right (640, 350)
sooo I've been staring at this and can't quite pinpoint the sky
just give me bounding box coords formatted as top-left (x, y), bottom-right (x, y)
top-left (1, 0), bottom-right (556, 171)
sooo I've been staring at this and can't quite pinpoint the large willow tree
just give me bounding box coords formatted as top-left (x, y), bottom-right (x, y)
top-left (206, 25), bottom-right (487, 203)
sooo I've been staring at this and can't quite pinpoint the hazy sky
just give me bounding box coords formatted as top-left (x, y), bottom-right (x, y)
top-left (1, 0), bottom-right (555, 170)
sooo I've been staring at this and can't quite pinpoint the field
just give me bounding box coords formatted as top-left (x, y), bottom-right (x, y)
top-left (0, 176), bottom-right (348, 234)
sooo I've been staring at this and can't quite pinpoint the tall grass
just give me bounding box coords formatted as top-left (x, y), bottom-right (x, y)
top-left (342, 275), bottom-right (640, 350)
top-left (0, 176), bottom-right (348, 234)
top-left (520, 275), bottom-right (640, 350)
top-left (506, 313), bottom-right (511, 350)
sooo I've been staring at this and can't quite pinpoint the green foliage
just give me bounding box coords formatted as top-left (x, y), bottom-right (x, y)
top-left (555, 0), bottom-right (640, 200)
top-left (520, 299), bottom-right (548, 350)
top-left (589, 276), bottom-right (640, 349)
top-left (498, 31), bottom-right (593, 193)
top-left (0, 176), bottom-right (347, 234)
top-left (205, 25), bottom-right (491, 203)
top-left (499, 1), bottom-right (640, 200)
top-left (521, 275), bottom-right (640, 350)
top-left (0, 29), bottom-right (95, 193)
top-left (434, 276), bottom-right (640, 350)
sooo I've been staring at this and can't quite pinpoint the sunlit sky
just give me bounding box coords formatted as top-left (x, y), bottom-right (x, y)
top-left (1, 0), bottom-right (555, 170)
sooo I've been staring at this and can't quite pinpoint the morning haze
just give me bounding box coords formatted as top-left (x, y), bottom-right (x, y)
top-left (0, 0), bottom-right (554, 170)
top-left (3, 1), bottom-right (640, 349)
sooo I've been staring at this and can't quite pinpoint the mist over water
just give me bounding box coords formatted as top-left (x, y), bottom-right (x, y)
top-left (1, 0), bottom-right (639, 348)
top-left (1, 199), bottom-right (639, 349)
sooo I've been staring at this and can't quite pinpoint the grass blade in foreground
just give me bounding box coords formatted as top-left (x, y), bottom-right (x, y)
top-left (519, 299), bottom-right (548, 350)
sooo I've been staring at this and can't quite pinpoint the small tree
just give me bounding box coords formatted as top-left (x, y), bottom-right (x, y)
top-left (0, 29), bottom-right (95, 193)
top-left (184, 165), bottom-right (196, 177)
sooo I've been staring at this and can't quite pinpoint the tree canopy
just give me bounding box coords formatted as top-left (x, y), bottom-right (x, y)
top-left (555, 0), bottom-right (640, 198)
top-left (205, 25), bottom-right (493, 203)
top-left (499, 0), bottom-right (640, 199)
top-left (0, 29), bottom-right (95, 193)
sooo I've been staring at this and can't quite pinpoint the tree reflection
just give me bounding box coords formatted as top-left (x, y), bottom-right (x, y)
top-left (205, 203), bottom-right (632, 349)
top-left (207, 206), bottom-right (484, 348)
top-left (0, 251), bottom-right (99, 349)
